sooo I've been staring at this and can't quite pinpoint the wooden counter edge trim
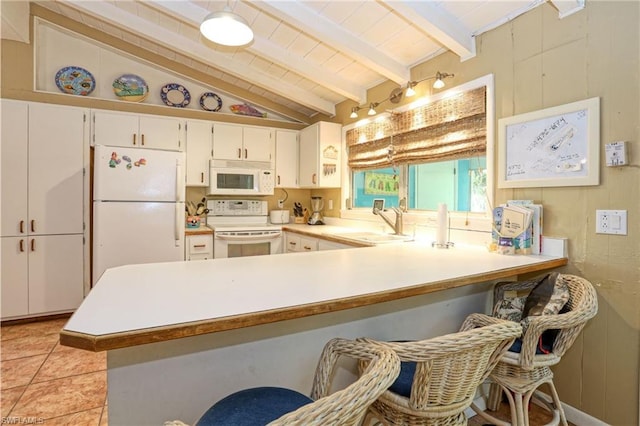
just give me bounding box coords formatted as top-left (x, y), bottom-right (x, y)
top-left (59, 257), bottom-right (567, 352)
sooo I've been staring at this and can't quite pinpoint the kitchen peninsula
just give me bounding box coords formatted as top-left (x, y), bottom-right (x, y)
top-left (61, 242), bottom-right (566, 425)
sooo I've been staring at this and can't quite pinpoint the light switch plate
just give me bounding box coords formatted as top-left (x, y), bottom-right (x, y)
top-left (596, 210), bottom-right (627, 235)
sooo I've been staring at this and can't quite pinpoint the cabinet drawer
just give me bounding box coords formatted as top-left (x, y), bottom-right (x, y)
top-left (186, 235), bottom-right (213, 259)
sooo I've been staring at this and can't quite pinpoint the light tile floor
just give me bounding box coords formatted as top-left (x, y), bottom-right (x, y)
top-left (2, 317), bottom-right (565, 426)
top-left (1, 317), bottom-right (108, 425)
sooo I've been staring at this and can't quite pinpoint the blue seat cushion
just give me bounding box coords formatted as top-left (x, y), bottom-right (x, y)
top-left (196, 387), bottom-right (313, 426)
top-left (388, 361), bottom-right (416, 398)
top-left (508, 329), bottom-right (558, 355)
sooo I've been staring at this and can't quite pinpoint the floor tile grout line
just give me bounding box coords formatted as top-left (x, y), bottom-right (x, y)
top-left (4, 337), bottom-right (57, 417)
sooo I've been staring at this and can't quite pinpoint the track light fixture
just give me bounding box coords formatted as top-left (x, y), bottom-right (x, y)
top-left (349, 71), bottom-right (454, 119)
top-left (405, 71), bottom-right (454, 97)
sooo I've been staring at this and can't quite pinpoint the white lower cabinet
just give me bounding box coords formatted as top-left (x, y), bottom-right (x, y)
top-left (284, 233), bottom-right (318, 253)
top-left (317, 239), bottom-right (353, 251)
top-left (1, 235), bottom-right (84, 317)
top-left (285, 232), bottom-right (356, 253)
top-left (186, 234), bottom-right (213, 260)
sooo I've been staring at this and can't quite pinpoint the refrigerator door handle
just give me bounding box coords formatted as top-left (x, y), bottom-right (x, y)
top-left (175, 159), bottom-right (181, 202)
top-left (175, 202), bottom-right (181, 246)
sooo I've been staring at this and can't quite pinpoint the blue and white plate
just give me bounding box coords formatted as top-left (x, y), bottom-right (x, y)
top-left (113, 74), bottom-right (149, 102)
top-left (55, 66), bottom-right (96, 96)
top-left (199, 92), bottom-right (222, 112)
top-left (160, 83), bottom-right (191, 108)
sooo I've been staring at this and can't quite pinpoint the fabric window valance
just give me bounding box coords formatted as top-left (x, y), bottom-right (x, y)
top-left (347, 86), bottom-right (487, 170)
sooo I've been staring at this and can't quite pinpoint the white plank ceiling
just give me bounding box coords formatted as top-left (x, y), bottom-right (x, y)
top-left (31, 0), bottom-right (583, 122)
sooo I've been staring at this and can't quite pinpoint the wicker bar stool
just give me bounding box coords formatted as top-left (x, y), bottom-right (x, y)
top-left (357, 317), bottom-right (523, 425)
top-left (470, 274), bottom-right (598, 426)
top-left (194, 337), bottom-right (400, 426)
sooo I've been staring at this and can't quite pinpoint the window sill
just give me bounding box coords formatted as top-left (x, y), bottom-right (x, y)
top-left (339, 209), bottom-right (492, 234)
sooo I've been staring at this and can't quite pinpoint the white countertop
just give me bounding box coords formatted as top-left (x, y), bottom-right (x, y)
top-left (63, 242), bottom-right (566, 350)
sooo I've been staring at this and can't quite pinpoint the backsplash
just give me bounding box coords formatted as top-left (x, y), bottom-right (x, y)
top-left (186, 187), bottom-right (343, 222)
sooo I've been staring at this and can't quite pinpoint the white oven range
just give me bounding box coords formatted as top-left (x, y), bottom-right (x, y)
top-left (207, 199), bottom-right (282, 259)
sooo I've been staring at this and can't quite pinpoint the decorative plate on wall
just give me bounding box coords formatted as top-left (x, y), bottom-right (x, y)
top-left (55, 66), bottom-right (96, 96)
top-left (113, 74), bottom-right (149, 102)
top-left (199, 92), bottom-right (223, 112)
top-left (160, 83), bottom-right (191, 108)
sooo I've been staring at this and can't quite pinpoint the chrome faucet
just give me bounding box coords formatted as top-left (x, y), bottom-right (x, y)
top-left (373, 206), bottom-right (404, 235)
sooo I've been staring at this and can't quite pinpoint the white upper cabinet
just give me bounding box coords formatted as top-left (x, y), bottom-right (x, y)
top-left (213, 123), bottom-right (273, 164)
top-left (242, 126), bottom-right (273, 163)
top-left (92, 110), bottom-right (183, 151)
top-left (1, 100), bottom-right (28, 237)
top-left (299, 121), bottom-right (341, 188)
top-left (185, 120), bottom-right (213, 186)
top-left (2, 101), bottom-right (87, 237)
top-left (29, 103), bottom-right (86, 236)
top-left (275, 130), bottom-right (298, 188)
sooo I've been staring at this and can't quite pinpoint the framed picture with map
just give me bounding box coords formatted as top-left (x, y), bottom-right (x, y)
top-left (497, 97), bottom-right (600, 188)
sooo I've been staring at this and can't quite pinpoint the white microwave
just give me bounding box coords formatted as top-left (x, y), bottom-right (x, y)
top-left (208, 159), bottom-right (275, 196)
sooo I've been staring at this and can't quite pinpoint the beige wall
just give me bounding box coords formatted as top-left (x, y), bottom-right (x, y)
top-left (460, 4), bottom-right (639, 424)
top-left (2, 1), bottom-right (638, 423)
top-left (341, 2), bottom-right (640, 423)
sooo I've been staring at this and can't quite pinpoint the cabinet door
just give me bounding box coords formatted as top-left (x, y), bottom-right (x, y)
top-left (186, 234), bottom-right (213, 260)
top-left (316, 122), bottom-right (342, 188)
top-left (284, 233), bottom-right (301, 252)
top-left (28, 103), bottom-right (86, 235)
top-left (275, 130), bottom-right (298, 187)
top-left (299, 125), bottom-right (319, 187)
top-left (185, 120), bottom-right (212, 186)
top-left (28, 234), bottom-right (84, 314)
top-left (139, 115), bottom-right (183, 151)
top-left (299, 236), bottom-right (318, 252)
top-left (213, 123), bottom-right (243, 161)
top-left (318, 240), bottom-right (352, 251)
top-left (93, 111), bottom-right (140, 147)
top-left (243, 126), bottom-right (273, 163)
top-left (1, 237), bottom-right (29, 318)
top-left (1, 100), bottom-right (28, 237)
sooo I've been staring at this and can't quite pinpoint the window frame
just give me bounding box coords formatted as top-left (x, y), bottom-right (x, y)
top-left (340, 74), bottom-right (495, 233)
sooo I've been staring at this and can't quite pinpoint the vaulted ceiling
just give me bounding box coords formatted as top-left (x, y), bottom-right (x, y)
top-left (22, 1), bottom-right (584, 123)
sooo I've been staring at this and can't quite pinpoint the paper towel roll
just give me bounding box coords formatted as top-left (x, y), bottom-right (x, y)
top-left (436, 203), bottom-right (448, 246)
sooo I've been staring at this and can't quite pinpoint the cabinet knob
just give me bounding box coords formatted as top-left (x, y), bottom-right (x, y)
top-left (19, 220), bottom-right (24, 234)
top-left (277, 175), bottom-right (281, 185)
top-left (201, 172), bottom-right (204, 183)
top-left (30, 220), bottom-right (35, 233)
top-left (312, 173), bottom-right (317, 184)
top-left (244, 148), bottom-right (248, 159)
top-left (193, 244), bottom-right (206, 248)
top-left (30, 239), bottom-right (35, 252)
top-left (237, 148), bottom-right (242, 159)
top-left (19, 239), bottom-right (25, 252)
top-left (133, 134), bottom-right (137, 145)
top-left (141, 134), bottom-right (145, 146)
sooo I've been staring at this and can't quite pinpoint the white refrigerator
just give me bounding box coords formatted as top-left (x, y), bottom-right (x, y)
top-left (93, 145), bottom-right (185, 285)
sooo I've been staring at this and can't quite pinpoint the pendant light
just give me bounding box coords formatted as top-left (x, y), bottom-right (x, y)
top-left (200, 5), bottom-right (254, 47)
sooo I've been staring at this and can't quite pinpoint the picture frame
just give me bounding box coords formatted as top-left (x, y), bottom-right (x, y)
top-left (497, 97), bottom-right (600, 188)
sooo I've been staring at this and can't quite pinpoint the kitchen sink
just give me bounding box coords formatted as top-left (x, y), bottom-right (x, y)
top-left (326, 231), bottom-right (414, 244)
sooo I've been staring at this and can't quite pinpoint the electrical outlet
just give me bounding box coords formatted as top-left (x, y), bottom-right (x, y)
top-left (277, 200), bottom-right (284, 209)
top-left (596, 210), bottom-right (627, 235)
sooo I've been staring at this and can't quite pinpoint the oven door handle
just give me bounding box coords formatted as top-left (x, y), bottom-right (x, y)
top-left (215, 233), bottom-right (281, 241)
